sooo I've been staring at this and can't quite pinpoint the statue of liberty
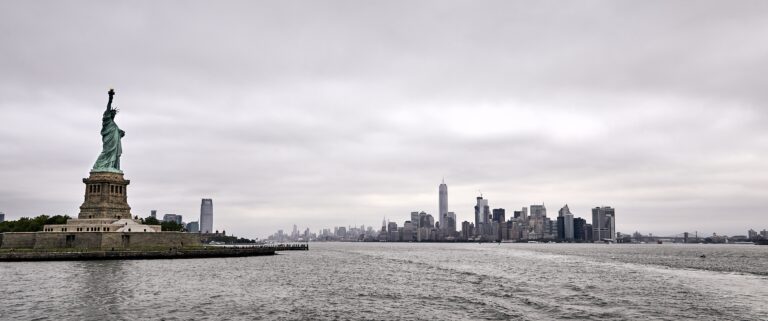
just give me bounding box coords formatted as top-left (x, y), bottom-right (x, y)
top-left (92, 89), bottom-right (125, 173)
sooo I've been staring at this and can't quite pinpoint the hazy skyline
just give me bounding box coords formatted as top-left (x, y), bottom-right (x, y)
top-left (1, 1), bottom-right (767, 238)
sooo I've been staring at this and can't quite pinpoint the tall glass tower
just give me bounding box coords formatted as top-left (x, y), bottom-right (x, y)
top-left (439, 179), bottom-right (448, 230)
top-left (200, 198), bottom-right (213, 234)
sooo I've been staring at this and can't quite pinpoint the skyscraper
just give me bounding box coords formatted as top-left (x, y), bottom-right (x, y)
top-left (492, 208), bottom-right (506, 223)
top-left (474, 196), bottom-right (490, 236)
top-left (446, 212), bottom-right (457, 233)
top-left (530, 204), bottom-right (546, 218)
top-left (0, 212), bottom-right (5, 223)
top-left (438, 179), bottom-right (448, 230)
top-left (558, 204), bottom-right (574, 241)
top-left (573, 217), bottom-right (587, 242)
top-left (410, 212), bottom-right (420, 228)
top-left (592, 206), bottom-right (616, 241)
top-left (200, 198), bottom-right (213, 234)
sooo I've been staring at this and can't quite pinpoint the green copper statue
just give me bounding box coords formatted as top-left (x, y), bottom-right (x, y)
top-left (92, 89), bottom-right (125, 173)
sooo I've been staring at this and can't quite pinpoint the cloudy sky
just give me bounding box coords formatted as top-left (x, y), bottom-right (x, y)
top-left (1, 1), bottom-right (766, 238)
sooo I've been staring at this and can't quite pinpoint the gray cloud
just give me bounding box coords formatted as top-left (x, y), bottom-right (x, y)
top-left (1, 1), bottom-right (767, 238)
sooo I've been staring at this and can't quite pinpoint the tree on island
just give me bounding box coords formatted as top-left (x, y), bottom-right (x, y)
top-left (141, 216), bottom-right (160, 225)
top-left (0, 215), bottom-right (71, 233)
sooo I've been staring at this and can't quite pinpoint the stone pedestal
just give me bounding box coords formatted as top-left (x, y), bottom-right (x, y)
top-left (79, 171), bottom-right (132, 220)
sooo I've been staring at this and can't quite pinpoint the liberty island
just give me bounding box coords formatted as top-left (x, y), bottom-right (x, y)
top-left (0, 90), bottom-right (306, 259)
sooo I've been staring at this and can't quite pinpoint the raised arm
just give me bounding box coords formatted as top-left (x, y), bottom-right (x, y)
top-left (106, 89), bottom-right (115, 111)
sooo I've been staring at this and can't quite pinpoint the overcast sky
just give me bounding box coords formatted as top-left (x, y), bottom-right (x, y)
top-left (1, 1), bottom-right (767, 238)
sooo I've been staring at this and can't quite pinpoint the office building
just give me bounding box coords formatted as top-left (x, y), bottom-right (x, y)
top-left (492, 208), bottom-right (505, 223)
top-left (592, 206), bottom-right (616, 241)
top-left (439, 179), bottom-right (448, 230)
top-left (461, 221), bottom-right (473, 240)
top-left (530, 204), bottom-right (546, 218)
top-left (388, 221), bottom-right (398, 242)
top-left (474, 196), bottom-right (490, 236)
top-left (445, 212), bottom-right (457, 233)
top-left (411, 212), bottom-right (420, 228)
top-left (573, 217), bottom-right (587, 242)
top-left (558, 204), bottom-right (574, 241)
top-left (186, 221), bottom-right (199, 233)
top-left (200, 198), bottom-right (213, 234)
top-left (162, 214), bottom-right (183, 224)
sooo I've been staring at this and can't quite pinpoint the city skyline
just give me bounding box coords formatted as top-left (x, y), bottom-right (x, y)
top-left (2, 1), bottom-right (768, 239)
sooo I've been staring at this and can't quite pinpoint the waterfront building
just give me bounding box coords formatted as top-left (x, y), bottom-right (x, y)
top-left (200, 198), bottom-right (213, 234)
top-left (573, 217), bottom-right (587, 242)
top-left (439, 179), bottom-right (448, 230)
top-left (474, 196), bottom-right (490, 236)
top-left (592, 206), bottom-right (616, 241)
top-left (492, 208), bottom-right (505, 240)
top-left (403, 221), bottom-right (414, 241)
top-left (388, 221), bottom-right (398, 242)
top-left (186, 221), bottom-right (199, 233)
top-left (558, 204), bottom-right (574, 241)
top-left (529, 204), bottom-right (547, 238)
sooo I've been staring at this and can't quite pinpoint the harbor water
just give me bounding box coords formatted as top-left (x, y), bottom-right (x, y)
top-left (1, 243), bottom-right (766, 320)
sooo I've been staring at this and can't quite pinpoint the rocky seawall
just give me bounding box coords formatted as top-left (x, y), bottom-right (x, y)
top-left (0, 244), bottom-right (308, 261)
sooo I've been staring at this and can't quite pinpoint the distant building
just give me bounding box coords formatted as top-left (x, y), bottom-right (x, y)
top-left (439, 179), bottom-right (448, 230)
top-left (530, 204), bottom-right (546, 218)
top-left (186, 221), bottom-right (199, 233)
top-left (461, 221), bottom-right (472, 240)
top-left (474, 196), bottom-right (490, 236)
top-left (150, 210), bottom-right (157, 218)
top-left (418, 212), bottom-right (434, 229)
top-left (163, 214), bottom-right (183, 224)
top-left (200, 198), bottom-right (213, 234)
top-left (558, 204), bottom-right (574, 241)
top-left (403, 221), bottom-right (414, 241)
top-left (592, 206), bottom-right (615, 241)
top-left (573, 217), bottom-right (588, 242)
top-left (388, 221), bottom-right (398, 242)
top-left (0, 212), bottom-right (4, 223)
top-left (445, 212), bottom-right (457, 234)
top-left (492, 208), bottom-right (505, 223)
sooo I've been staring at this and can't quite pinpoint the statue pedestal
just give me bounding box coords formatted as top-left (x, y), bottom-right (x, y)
top-left (78, 171), bottom-right (132, 220)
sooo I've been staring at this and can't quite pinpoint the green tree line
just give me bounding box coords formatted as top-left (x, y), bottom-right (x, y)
top-left (0, 215), bottom-right (70, 233)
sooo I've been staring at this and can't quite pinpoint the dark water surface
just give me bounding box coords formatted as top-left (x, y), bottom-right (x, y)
top-left (1, 243), bottom-right (767, 320)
